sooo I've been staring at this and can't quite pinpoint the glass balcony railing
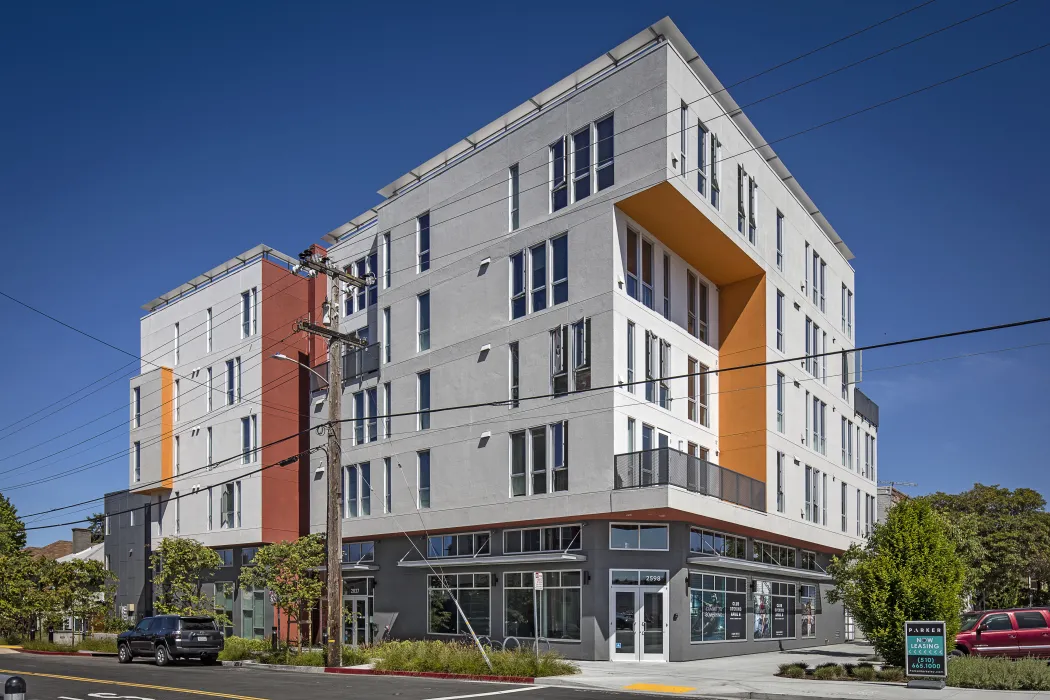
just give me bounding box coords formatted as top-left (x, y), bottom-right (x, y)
top-left (613, 446), bottom-right (766, 512)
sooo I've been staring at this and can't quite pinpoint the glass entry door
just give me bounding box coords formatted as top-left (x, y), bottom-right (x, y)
top-left (343, 597), bottom-right (371, 647)
top-left (610, 586), bottom-right (667, 661)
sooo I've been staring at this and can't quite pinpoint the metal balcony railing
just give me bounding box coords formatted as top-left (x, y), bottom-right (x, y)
top-left (613, 447), bottom-right (767, 512)
top-left (308, 344), bottom-right (381, 392)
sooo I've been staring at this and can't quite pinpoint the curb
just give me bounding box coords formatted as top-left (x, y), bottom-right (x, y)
top-left (220, 660), bottom-right (534, 684)
top-left (326, 667), bottom-right (535, 684)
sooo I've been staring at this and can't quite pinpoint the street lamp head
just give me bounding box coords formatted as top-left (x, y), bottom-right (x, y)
top-left (272, 353), bottom-right (290, 361)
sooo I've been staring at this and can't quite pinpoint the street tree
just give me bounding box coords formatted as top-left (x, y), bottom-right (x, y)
top-left (0, 493), bottom-right (26, 557)
top-left (827, 498), bottom-right (965, 667)
top-left (87, 513), bottom-right (106, 544)
top-left (239, 535), bottom-right (324, 649)
top-left (925, 483), bottom-right (1050, 608)
top-left (151, 537), bottom-right (225, 623)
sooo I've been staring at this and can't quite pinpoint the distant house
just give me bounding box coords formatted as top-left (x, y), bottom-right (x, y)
top-left (876, 486), bottom-right (909, 524)
top-left (24, 540), bottom-right (74, 560)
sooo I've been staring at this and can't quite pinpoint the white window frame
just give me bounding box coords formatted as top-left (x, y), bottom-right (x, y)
top-left (383, 381), bottom-right (391, 438)
top-left (384, 457), bottom-right (392, 513)
top-left (509, 422), bottom-right (570, 497)
top-left (569, 124), bottom-right (592, 204)
top-left (417, 450), bottom-right (431, 509)
top-left (775, 211), bottom-right (784, 271)
top-left (417, 371), bottom-right (430, 430)
top-left (173, 379), bottom-right (179, 422)
top-left (382, 306), bottom-right (391, 364)
top-left (132, 387), bottom-right (140, 428)
top-left (747, 175), bottom-right (757, 245)
top-left (710, 132), bottom-right (721, 209)
top-left (174, 435), bottom-right (180, 475)
top-left (508, 164), bottom-right (520, 231)
top-left (383, 231), bottom-right (391, 289)
top-left (775, 290), bottom-right (784, 352)
top-left (697, 120), bottom-right (708, 195)
top-left (549, 136), bottom-right (567, 212)
top-left (133, 441), bottom-right (141, 482)
top-left (776, 372), bottom-right (785, 433)
top-left (241, 415), bottom-right (257, 464)
top-left (207, 426), bottom-right (213, 467)
top-left (206, 367), bottom-right (213, 412)
top-left (776, 452), bottom-right (785, 513)
top-left (174, 322), bottom-right (180, 365)
top-left (417, 291), bottom-right (430, 352)
top-left (206, 307), bottom-right (213, 352)
top-left (626, 321), bottom-right (635, 392)
top-left (417, 212), bottom-right (431, 273)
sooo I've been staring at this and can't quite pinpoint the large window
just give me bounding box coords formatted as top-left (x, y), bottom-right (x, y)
top-left (504, 524), bottom-right (581, 554)
top-left (220, 482), bottom-right (241, 530)
top-left (689, 528), bottom-right (746, 559)
top-left (572, 318), bottom-right (590, 391)
top-left (509, 422), bottom-right (569, 497)
top-left (753, 541), bottom-right (795, 568)
top-left (754, 580), bottom-right (796, 640)
top-left (429, 573), bottom-right (490, 635)
top-left (551, 322), bottom-right (587, 395)
top-left (550, 137), bottom-right (567, 212)
top-left (595, 115), bottom-right (614, 191)
top-left (571, 126), bottom-right (591, 202)
top-left (610, 523), bottom-right (668, 551)
top-left (226, 357), bottom-right (241, 405)
top-left (510, 234), bottom-right (568, 319)
top-left (428, 531), bottom-right (490, 558)
top-left (689, 573), bottom-right (748, 642)
top-left (343, 462), bottom-right (371, 518)
top-left (241, 288), bottom-right (257, 338)
top-left (505, 571), bottom-right (582, 640)
top-left (800, 584), bottom-right (819, 638)
top-left (417, 212), bottom-right (430, 272)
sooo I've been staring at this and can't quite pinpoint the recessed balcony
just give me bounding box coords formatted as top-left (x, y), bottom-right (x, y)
top-left (614, 446), bottom-right (766, 512)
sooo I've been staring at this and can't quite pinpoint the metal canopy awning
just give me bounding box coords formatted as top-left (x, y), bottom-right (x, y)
top-left (399, 552), bottom-right (587, 568)
top-left (687, 555), bottom-right (832, 582)
top-left (309, 563), bottom-right (380, 573)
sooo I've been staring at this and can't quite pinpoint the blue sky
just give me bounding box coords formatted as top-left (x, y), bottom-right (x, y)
top-left (1, 0), bottom-right (1048, 545)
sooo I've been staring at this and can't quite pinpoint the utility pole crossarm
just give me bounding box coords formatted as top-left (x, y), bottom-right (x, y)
top-left (295, 320), bottom-right (368, 349)
top-left (297, 250), bottom-right (370, 288)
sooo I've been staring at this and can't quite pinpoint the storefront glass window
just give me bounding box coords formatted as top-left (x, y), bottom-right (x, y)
top-left (689, 573), bottom-right (747, 642)
top-left (503, 571), bottom-right (582, 640)
top-left (428, 573), bottom-right (490, 635)
top-left (800, 584), bottom-right (818, 638)
top-left (753, 580), bottom-right (796, 640)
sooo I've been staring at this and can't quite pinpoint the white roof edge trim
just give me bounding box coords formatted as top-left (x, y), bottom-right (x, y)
top-left (374, 23), bottom-right (663, 200)
top-left (141, 244), bottom-right (301, 313)
top-left (652, 16), bottom-right (853, 262)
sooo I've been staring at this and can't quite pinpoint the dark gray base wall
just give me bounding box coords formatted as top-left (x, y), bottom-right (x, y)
top-left (361, 520), bottom-right (846, 662)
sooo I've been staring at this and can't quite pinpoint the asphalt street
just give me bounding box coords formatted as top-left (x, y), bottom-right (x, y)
top-left (0, 652), bottom-right (665, 700)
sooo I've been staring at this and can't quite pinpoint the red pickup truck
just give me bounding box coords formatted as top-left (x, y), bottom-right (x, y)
top-left (954, 608), bottom-right (1050, 658)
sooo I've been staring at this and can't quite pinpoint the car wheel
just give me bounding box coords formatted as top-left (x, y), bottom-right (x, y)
top-left (118, 643), bottom-right (133, 664)
top-left (155, 644), bottom-right (171, 666)
top-left (200, 654), bottom-right (218, 665)
top-left (950, 649), bottom-right (966, 658)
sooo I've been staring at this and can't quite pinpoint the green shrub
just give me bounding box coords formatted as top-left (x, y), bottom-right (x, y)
top-left (813, 664), bottom-right (843, 680)
top-left (0, 634), bottom-right (23, 646)
top-left (876, 666), bottom-right (906, 682)
top-left (342, 645), bottom-right (373, 666)
top-left (782, 666), bottom-right (806, 679)
top-left (852, 665), bottom-right (877, 681)
top-left (78, 637), bottom-right (118, 653)
top-left (370, 640), bottom-right (577, 677)
top-left (948, 656), bottom-right (1050, 691)
top-left (217, 636), bottom-right (270, 661)
top-left (777, 662), bottom-right (807, 675)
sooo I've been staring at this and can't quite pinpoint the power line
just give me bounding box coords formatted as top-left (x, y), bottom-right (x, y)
top-left (10, 312), bottom-right (1050, 530)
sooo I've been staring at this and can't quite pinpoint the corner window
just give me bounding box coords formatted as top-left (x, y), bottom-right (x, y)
top-left (609, 523), bottom-right (668, 551)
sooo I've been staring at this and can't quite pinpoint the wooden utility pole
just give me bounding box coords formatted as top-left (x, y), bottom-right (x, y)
top-left (295, 249), bottom-right (368, 668)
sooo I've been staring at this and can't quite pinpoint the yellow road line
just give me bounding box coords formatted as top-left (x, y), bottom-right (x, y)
top-left (623, 683), bottom-right (696, 694)
top-left (0, 668), bottom-right (268, 700)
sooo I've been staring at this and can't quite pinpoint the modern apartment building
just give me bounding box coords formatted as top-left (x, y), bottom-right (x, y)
top-left (114, 244), bottom-right (316, 638)
top-left (307, 17), bottom-right (880, 661)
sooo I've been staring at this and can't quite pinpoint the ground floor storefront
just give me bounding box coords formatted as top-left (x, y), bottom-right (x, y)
top-left (331, 519), bottom-right (846, 662)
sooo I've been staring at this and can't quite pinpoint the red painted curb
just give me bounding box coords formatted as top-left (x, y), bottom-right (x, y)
top-left (323, 667), bottom-right (535, 684)
top-left (16, 649), bottom-right (115, 657)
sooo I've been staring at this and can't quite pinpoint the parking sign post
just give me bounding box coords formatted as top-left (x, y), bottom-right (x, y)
top-left (905, 621), bottom-right (947, 689)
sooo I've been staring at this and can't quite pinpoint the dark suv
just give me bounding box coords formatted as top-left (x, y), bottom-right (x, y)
top-left (117, 615), bottom-right (224, 665)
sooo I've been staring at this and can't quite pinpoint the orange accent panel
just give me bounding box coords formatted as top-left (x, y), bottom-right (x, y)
top-left (260, 259), bottom-right (311, 544)
top-left (718, 275), bottom-right (767, 483)
top-left (160, 367), bottom-right (173, 489)
top-left (617, 181), bottom-right (768, 485)
top-left (617, 181), bottom-right (763, 287)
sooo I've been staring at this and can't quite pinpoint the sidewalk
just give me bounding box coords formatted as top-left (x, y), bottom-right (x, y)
top-left (536, 644), bottom-right (1050, 699)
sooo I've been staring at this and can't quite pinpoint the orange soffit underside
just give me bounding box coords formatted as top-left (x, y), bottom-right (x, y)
top-left (617, 181), bottom-right (763, 288)
top-left (160, 367), bottom-right (173, 489)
